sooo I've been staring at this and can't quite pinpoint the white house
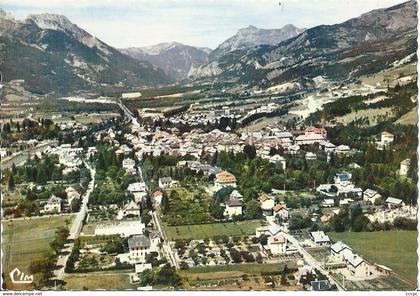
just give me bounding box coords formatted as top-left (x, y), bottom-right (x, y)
top-left (267, 234), bottom-right (287, 255)
top-left (122, 158), bottom-right (136, 171)
top-left (128, 234), bottom-right (151, 263)
top-left (127, 182), bottom-right (147, 203)
top-left (399, 159), bottom-right (410, 176)
top-left (310, 231), bottom-right (330, 246)
top-left (330, 241), bottom-right (354, 261)
top-left (43, 195), bottom-right (62, 214)
top-left (322, 199), bottom-right (335, 207)
top-left (117, 200), bottom-right (141, 219)
top-left (273, 203), bottom-right (288, 220)
top-left (363, 189), bottom-right (381, 204)
top-left (268, 154), bottom-right (286, 170)
top-left (259, 193), bottom-right (275, 216)
top-left (128, 232), bottom-right (161, 263)
top-left (224, 198), bottom-right (243, 217)
top-left (380, 131), bottom-right (394, 146)
top-left (159, 177), bottom-right (177, 189)
top-left (305, 152), bottom-right (317, 161)
top-left (347, 254), bottom-right (371, 278)
top-left (385, 197), bottom-right (404, 208)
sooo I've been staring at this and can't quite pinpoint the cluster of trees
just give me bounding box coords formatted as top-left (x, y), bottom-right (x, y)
top-left (229, 248), bottom-right (255, 263)
top-left (139, 264), bottom-right (182, 288)
top-left (329, 204), bottom-right (417, 233)
top-left (1, 117), bottom-right (60, 145)
top-left (90, 146), bottom-right (139, 206)
top-left (22, 155), bottom-right (63, 185)
top-left (100, 238), bottom-right (128, 255)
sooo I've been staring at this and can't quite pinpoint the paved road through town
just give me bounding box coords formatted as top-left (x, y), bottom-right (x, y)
top-left (152, 209), bottom-right (179, 269)
top-left (54, 161), bottom-right (96, 281)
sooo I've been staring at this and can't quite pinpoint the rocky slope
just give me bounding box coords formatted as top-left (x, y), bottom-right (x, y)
top-left (0, 11), bottom-right (171, 96)
top-left (209, 24), bottom-right (305, 60)
top-left (121, 42), bottom-right (211, 80)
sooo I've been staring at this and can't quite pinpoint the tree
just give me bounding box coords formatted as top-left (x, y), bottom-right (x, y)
top-left (243, 144), bottom-right (256, 159)
top-left (209, 201), bottom-right (225, 219)
top-left (101, 239), bottom-right (124, 254)
top-left (8, 174), bottom-right (15, 191)
top-left (229, 249), bottom-right (242, 263)
top-left (244, 200), bottom-right (262, 219)
top-left (11, 163), bottom-right (17, 176)
top-left (141, 211), bottom-right (152, 226)
top-left (352, 215), bottom-right (370, 232)
top-left (70, 198), bottom-right (81, 212)
top-left (26, 188), bottom-right (37, 201)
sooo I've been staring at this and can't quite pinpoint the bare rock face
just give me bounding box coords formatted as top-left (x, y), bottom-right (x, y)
top-left (121, 42), bottom-right (211, 81)
top-left (209, 24), bottom-right (305, 60)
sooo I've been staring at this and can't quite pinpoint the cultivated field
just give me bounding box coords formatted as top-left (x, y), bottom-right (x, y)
top-left (329, 230), bottom-right (417, 287)
top-left (2, 215), bottom-right (74, 288)
top-left (164, 220), bottom-right (263, 240)
top-left (180, 262), bottom-right (299, 290)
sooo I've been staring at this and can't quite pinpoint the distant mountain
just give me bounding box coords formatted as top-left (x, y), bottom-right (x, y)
top-left (0, 11), bottom-right (171, 96)
top-left (121, 42), bottom-right (211, 80)
top-left (209, 24), bottom-right (305, 60)
top-left (189, 0), bottom-right (417, 90)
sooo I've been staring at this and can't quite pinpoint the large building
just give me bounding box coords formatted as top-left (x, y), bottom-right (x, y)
top-left (214, 171), bottom-right (237, 190)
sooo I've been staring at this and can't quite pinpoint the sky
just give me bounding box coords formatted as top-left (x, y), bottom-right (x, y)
top-left (2, 0), bottom-right (407, 49)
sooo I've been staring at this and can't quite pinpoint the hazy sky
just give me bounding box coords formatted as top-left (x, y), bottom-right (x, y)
top-left (2, 0), bottom-right (407, 49)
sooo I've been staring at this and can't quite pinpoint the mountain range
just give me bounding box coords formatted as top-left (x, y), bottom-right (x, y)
top-left (121, 42), bottom-right (211, 81)
top-left (0, 0), bottom-right (417, 96)
top-left (0, 11), bottom-right (170, 96)
top-left (189, 0), bottom-right (417, 89)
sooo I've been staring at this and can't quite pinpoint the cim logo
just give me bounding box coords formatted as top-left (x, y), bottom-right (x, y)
top-left (9, 267), bottom-right (33, 284)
